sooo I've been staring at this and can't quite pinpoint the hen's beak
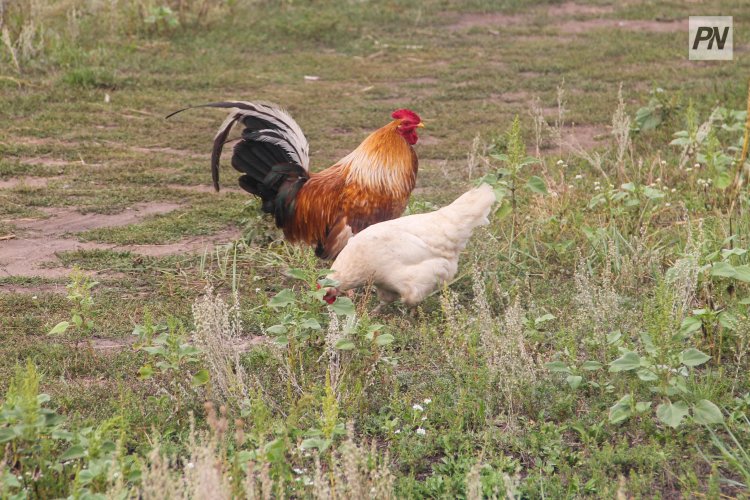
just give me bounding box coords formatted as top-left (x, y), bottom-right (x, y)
top-left (417, 122), bottom-right (425, 128)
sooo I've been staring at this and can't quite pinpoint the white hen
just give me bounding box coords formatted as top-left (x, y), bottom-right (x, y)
top-left (323, 184), bottom-right (496, 307)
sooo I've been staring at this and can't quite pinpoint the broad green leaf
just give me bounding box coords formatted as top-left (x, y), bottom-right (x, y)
top-left (733, 265), bottom-right (750, 282)
top-left (721, 248), bottom-right (748, 258)
top-left (535, 313), bottom-right (556, 324)
top-left (335, 339), bottom-right (355, 350)
top-left (495, 201), bottom-right (513, 220)
top-left (274, 336), bottom-right (288, 347)
top-left (679, 316), bottom-right (702, 336)
top-left (138, 365), bottom-right (154, 379)
top-left (330, 296), bottom-right (355, 316)
top-left (693, 399), bottom-right (724, 424)
top-left (2, 471), bottom-right (21, 488)
top-left (656, 400), bottom-right (689, 428)
top-left (300, 437), bottom-right (330, 451)
top-left (740, 297), bottom-right (750, 305)
top-left (714, 171), bottom-right (732, 189)
top-left (269, 289), bottom-right (296, 308)
top-left (300, 318), bottom-right (322, 330)
top-left (643, 186), bottom-right (665, 200)
top-left (526, 176), bottom-right (548, 195)
top-left (60, 445), bottom-right (86, 461)
top-left (719, 311), bottom-right (739, 331)
top-left (375, 333), bottom-right (395, 346)
top-left (635, 105), bottom-right (662, 131)
top-left (287, 268), bottom-right (308, 281)
top-left (609, 351), bottom-right (641, 372)
top-left (0, 428), bottom-right (17, 443)
top-left (680, 348), bottom-right (711, 367)
top-left (49, 321), bottom-right (71, 335)
top-left (545, 361), bottom-right (572, 373)
top-left (191, 369), bottom-right (210, 387)
top-left (606, 330), bottom-right (622, 345)
top-left (609, 406), bottom-right (631, 424)
top-left (635, 401), bottom-right (652, 413)
top-left (77, 469), bottom-right (95, 484)
top-left (581, 360), bottom-right (603, 371)
top-left (266, 325), bottom-right (287, 335)
top-left (636, 368), bottom-right (658, 381)
top-left (609, 395), bottom-right (633, 424)
top-left (711, 261), bottom-right (736, 279)
top-left (566, 375), bottom-right (583, 390)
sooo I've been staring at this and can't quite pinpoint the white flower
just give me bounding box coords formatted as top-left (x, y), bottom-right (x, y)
top-left (686, 167), bottom-right (693, 172)
top-left (32, 295), bottom-right (37, 300)
top-left (412, 404), bottom-right (424, 412)
top-left (574, 174), bottom-right (583, 180)
top-left (187, 462), bottom-right (195, 469)
top-left (665, 203), bottom-right (671, 207)
top-left (255, 288), bottom-right (261, 293)
top-left (694, 163), bottom-right (701, 168)
top-left (671, 188), bottom-right (676, 193)
top-left (594, 186), bottom-right (601, 191)
top-left (423, 398), bottom-right (432, 404)
top-left (394, 429), bottom-right (401, 434)
top-left (568, 184), bottom-right (574, 189)
top-left (660, 160), bottom-right (667, 166)
top-left (421, 416), bottom-right (427, 421)
top-left (556, 159), bottom-right (564, 165)
top-left (416, 428), bottom-right (426, 435)
top-left (293, 468), bottom-right (304, 475)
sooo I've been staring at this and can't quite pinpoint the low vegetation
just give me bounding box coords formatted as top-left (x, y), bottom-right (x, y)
top-left (2, 0), bottom-right (750, 497)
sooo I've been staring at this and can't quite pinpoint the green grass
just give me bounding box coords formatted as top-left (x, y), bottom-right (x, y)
top-left (1, 0), bottom-right (750, 497)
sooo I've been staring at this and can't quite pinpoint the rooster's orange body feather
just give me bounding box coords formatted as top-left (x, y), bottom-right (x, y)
top-left (288, 121), bottom-right (418, 257)
top-left (170, 102), bottom-right (422, 259)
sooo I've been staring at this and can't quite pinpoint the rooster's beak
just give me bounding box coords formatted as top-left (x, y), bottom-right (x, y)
top-left (417, 122), bottom-right (425, 128)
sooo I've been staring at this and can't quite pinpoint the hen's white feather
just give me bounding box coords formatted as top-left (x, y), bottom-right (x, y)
top-left (329, 184), bottom-right (496, 306)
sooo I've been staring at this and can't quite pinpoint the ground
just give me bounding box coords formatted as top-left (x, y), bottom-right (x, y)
top-left (1, 0), bottom-right (750, 498)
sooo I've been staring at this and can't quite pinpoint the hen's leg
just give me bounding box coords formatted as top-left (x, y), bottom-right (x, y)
top-left (372, 288), bottom-right (398, 316)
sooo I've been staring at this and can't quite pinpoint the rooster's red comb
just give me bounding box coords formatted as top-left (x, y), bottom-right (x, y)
top-left (391, 109), bottom-right (421, 123)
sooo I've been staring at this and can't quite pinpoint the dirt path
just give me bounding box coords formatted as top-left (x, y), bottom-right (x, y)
top-left (1, 201), bottom-right (241, 279)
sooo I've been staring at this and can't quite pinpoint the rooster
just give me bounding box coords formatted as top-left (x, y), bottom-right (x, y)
top-left (168, 102), bottom-right (423, 259)
top-left (322, 184), bottom-right (496, 308)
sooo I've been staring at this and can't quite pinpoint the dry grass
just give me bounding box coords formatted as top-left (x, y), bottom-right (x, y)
top-left (192, 287), bottom-right (249, 409)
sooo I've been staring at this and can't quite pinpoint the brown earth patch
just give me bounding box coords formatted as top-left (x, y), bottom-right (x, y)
top-left (418, 136), bottom-right (441, 146)
top-left (129, 146), bottom-right (205, 159)
top-left (553, 123), bottom-right (610, 151)
top-left (0, 176), bottom-right (53, 189)
top-left (545, 2), bottom-right (615, 17)
top-left (16, 203), bottom-right (182, 236)
top-left (166, 183), bottom-right (244, 194)
top-left (92, 336), bottom-right (137, 351)
top-left (91, 334), bottom-right (265, 352)
top-left (2, 202), bottom-right (183, 278)
top-left (120, 227), bottom-right (242, 257)
top-left (20, 156), bottom-right (73, 167)
top-left (557, 18), bottom-right (685, 34)
top-left (490, 91), bottom-right (531, 104)
top-left (0, 238), bottom-right (110, 278)
top-left (446, 12), bottom-right (526, 31)
top-left (0, 283), bottom-right (68, 294)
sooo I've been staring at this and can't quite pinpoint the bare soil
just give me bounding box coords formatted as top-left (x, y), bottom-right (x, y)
top-left (1, 200), bottom-right (239, 278)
